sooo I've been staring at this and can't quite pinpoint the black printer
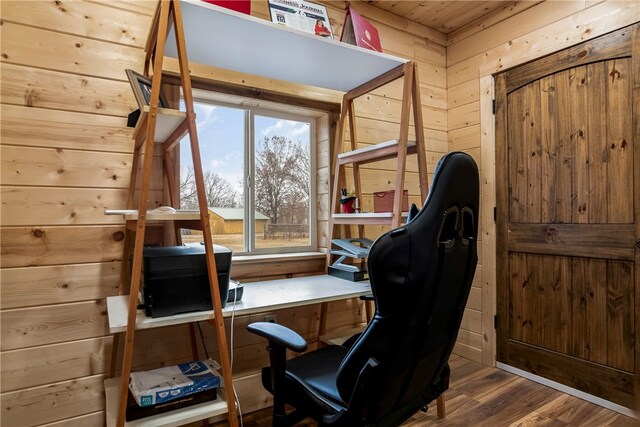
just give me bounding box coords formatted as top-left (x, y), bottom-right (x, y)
top-left (142, 245), bottom-right (232, 318)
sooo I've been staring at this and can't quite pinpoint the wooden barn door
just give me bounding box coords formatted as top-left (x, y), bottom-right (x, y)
top-left (495, 24), bottom-right (639, 409)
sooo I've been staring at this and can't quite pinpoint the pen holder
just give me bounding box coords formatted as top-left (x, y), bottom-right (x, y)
top-left (340, 197), bottom-right (356, 213)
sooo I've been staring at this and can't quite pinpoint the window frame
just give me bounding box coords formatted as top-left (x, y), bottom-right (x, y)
top-left (186, 91), bottom-right (317, 256)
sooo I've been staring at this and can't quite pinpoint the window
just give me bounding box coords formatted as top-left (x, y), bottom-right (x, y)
top-left (179, 95), bottom-right (315, 255)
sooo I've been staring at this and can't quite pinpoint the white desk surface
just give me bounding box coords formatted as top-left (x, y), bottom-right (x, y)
top-left (164, 0), bottom-right (408, 92)
top-left (106, 274), bottom-right (371, 334)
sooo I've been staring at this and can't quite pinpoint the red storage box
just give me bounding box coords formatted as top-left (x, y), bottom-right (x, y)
top-left (202, 0), bottom-right (251, 14)
top-left (373, 190), bottom-right (409, 213)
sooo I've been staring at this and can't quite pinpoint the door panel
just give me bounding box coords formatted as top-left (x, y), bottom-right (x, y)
top-left (496, 24), bottom-right (639, 408)
top-left (508, 60), bottom-right (633, 225)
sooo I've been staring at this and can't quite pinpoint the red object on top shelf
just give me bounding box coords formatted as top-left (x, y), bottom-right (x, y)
top-left (340, 7), bottom-right (382, 53)
top-left (202, 0), bottom-right (251, 15)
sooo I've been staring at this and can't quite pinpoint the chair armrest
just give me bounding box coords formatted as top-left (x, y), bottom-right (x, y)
top-left (247, 322), bottom-right (308, 352)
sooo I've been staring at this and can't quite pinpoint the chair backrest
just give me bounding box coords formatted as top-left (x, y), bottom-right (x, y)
top-left (335, 152), bottom-right (479, 425)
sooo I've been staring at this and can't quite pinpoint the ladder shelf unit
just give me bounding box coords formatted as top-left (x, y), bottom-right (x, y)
top-left (326, 61), bottom-right (429, 279)
top-left (107, 1), bottom-right (427, 426)
top-left (322, 60), bottom-right (430, 358)
top-left (107, 1), bottom-right (238, 426)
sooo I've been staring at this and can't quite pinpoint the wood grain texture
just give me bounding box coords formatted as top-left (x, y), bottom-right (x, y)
top-left (507, 85), bottom-right (527, 222)
top-left (569, 65), bottom-right (588, 223)
top-left (495, 23), bottom-right (638, 409)
top-left (446, 1), bottom-right (544, 46)
top-left (1, 0), bottom-right (149, 48)
top-left (1, 63), bottom-right (136, 117)
top-left (39, 411), bottom-right (104, 427)
top-left (89, 0), bottom-right (157, 16)
top-left (1, 337), bottom-right (112, 392)
top-left (587, 62), bottom-right (608, 223)
top-left (502, 25), bottom-right (634, 94)
top-left (1, 300), bottom-right (109, 351)
top-left (0, 225), bottom-right (125, 268)
top-left (507, 223), bottom-right (635, 261)
top-left (1, 187), bottom-right (132, 226)
top-left (0, 262), bottom-right (120, 309)
top-left (479, 75), bottom-right (496, 367)
top-left (1, 21), bottom-right (143, 80)
top-left (0, 145), bottom-right (162, 189)
top-left (504, 47), bottom-right (634, 226)
top-left (606, 58), bottom-right (634, 223)
top-left (1, 104), bottom-right (133, 153)
top-left (540, 74), bottom-right (557, 223)
top-left (457, 1), bottom-right (639, 82)
top-left (1, 375), bottom-right (105, 427)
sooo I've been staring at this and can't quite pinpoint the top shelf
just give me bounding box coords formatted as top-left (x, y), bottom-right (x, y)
top-left (163, 0), bottom-right (408, 92)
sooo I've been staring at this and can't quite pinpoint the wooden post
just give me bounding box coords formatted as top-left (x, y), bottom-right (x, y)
top-left (171, 0), bottom-right (239, 424)
top-left (115, 1), bottom-right (171, 424)
top-left (436, 393), bottom-right (446, 418)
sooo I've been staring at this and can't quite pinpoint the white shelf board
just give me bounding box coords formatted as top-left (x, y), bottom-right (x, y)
top-left (164, 0), bottom-right (408, 92)
top-left (333, 212), bottom-right (409, 217)
top-left (104, 377), bottom-right (228, 427)
top-left (333, 212), bottom-right (391, 219)
top-left (107, 274), bottom-right (371, 333)
top-left (133, 106), bottom-right (186, 143)
top-left (337, 139), bottom-right (399, 159)
top-left (332, 212), bottom-right (409, 225)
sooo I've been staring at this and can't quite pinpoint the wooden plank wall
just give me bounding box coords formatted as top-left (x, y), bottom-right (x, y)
top-left (0, 1), bottom-right (448, 425)
top-left (447, 0), bottom-right (640, 367)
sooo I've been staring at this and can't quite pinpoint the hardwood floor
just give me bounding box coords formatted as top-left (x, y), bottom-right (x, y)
top-left (212, 355), bottom-right (638, 426)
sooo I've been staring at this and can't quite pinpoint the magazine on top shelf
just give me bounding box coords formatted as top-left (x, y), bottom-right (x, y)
top-left (340, 6), bottom-right (382, 52)
top-left (268, 0), bottom-right (334, 39)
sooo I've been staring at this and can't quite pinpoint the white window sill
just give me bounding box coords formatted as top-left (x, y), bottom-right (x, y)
top-left (232, 251), bottom-right (325, 265)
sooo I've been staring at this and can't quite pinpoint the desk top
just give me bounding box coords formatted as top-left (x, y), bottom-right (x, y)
top-left (106, 275), bottom-right (371, 334)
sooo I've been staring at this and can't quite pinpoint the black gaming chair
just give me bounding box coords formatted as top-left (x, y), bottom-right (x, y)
top-left (247, 152), bottom-right (479, 427)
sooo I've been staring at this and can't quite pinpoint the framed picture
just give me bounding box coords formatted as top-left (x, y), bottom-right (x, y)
top-left (125, 69), bottom-right (168, 109)
top-left (268, 0), bottom-right (334, 39)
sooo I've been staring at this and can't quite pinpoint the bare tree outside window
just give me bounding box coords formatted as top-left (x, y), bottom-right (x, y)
top-left (255, 134), bottom-right (310, 247)
top-left (180, 167), bottom-right (239, 209)
top-left (179, 100), bottom-right (314, 253)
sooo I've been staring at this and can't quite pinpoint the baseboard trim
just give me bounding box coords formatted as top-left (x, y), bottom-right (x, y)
top-left (497, 362), bottom-right (638, 419)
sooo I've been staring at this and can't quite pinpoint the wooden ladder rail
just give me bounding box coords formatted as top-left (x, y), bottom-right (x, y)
top-left (111, 1), bottom-right (239, 426)
top-left (171, 1), bottom-right (239, 425)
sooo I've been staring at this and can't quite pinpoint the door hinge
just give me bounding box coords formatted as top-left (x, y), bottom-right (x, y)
top-left (493, 206), bottom-right (497, 223)
top-left (492, 99), bottom-right (497, 114)
top-left (494, 315), bottom-right (498, 329)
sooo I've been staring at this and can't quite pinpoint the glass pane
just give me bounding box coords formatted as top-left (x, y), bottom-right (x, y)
top-left (254, 115), bottom-right (311, 249)
top-left (179, 102), bottom-right (245, 253)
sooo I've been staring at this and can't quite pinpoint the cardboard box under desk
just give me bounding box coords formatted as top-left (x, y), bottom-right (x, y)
top-left (373, 190), bottom-right (409, 213)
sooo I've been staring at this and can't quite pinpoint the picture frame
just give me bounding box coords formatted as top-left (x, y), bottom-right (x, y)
top-left (267, 0), bottom-right (334, 39)
top-left (125, 69), bottom-right (168, 109)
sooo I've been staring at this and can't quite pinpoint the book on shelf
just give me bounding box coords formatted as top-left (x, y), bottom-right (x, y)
top-left (340, 7), bottom-right (382, 52)
top-left (202, 0), bottom-right (251, 15)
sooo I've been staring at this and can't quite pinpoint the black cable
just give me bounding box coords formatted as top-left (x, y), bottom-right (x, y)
top-left (196, 321), bottom-right (209, 359)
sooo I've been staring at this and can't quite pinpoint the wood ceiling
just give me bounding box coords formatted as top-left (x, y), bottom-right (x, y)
top-left (368, 1), bottom-right (543, 36)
